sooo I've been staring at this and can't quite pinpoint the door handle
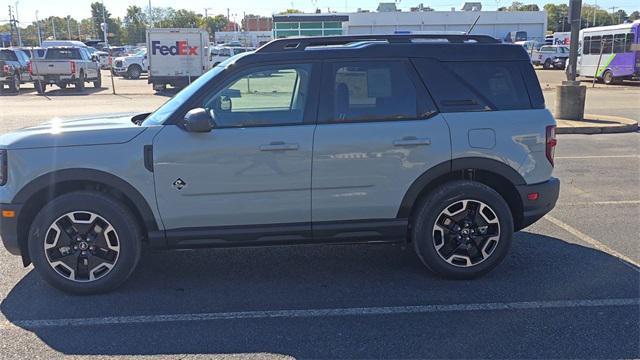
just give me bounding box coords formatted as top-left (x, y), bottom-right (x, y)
top-left (259, 142), bottom-right (299, 151)
top-left (393, 137), bottom-right (431, 147)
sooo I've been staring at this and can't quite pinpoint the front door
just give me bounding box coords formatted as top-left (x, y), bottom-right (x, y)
top-left (153, 63), bottom-right (318, 242)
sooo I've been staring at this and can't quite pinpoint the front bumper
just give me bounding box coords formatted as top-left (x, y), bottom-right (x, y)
top-left (515, 177), bottom-right (560, 230)
top-left (112, 67), bottom-right (127, 75)
top-left (0, 203), bottom-right (23, 255)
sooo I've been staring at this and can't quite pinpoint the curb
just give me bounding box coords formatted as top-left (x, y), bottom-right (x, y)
top-left (555, 114), bottom-right (638, 134)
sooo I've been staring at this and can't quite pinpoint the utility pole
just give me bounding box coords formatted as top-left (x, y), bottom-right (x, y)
top-left (35, 10), bottom-right (42, 46)
top-left (67, 15), bottom-right (72, 39)
top-left (593, 0), bottom-right (597, 27)
top-left (609, 6), bottom-right (617, 23)
top-left (8, 6), bottom-right (15, 46)
top-left (77, 21), bottom-right (81, 40)
top-left (52, 17), bottom-right (57, 39)
top-left (148, 0), bottom-right (153, 28)
top-left (555, 0), bottom-right (586, 121)
top-left (15, 1), bottom-right (22, 46)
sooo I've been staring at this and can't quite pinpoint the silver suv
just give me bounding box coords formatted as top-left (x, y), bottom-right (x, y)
top-left (0, 34), bottom-right (559, 294)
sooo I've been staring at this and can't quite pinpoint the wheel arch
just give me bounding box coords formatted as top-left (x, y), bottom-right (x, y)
top-left (14, 169), bottom-right (159, 266)
top-left (398, 157), bottom-right (526, 233)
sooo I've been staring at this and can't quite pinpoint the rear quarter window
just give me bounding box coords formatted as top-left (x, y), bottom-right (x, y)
top-left (412, 58), bottom-right (540, 112)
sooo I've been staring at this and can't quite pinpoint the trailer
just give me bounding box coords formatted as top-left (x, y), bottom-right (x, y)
top-left (146, 28), bottom-right (210, 91)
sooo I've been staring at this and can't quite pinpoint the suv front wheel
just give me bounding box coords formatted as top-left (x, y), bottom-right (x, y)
top-left (28, 191), bottom-right (142, 294)
top-left (412, 180), bottom-right (513, 279)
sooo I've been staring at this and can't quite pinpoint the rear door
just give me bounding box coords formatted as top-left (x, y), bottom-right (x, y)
top-left (311, 59), bottom-right (451, 237)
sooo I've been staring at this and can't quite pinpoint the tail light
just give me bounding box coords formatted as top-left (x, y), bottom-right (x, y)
top-left (27, 62), bottom-right (32, 75)
top-left (70, 61), bottom-right (76, 74)
top-left (2, 64), bottom-right (9, 74)
top-left (546, 125), bottom-right (557, 166)
top-left (0, 150), bottom-right (7, 186)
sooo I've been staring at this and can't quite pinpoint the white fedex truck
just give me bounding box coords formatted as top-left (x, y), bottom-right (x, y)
top-left (146, 28), bottom-right (210, 91)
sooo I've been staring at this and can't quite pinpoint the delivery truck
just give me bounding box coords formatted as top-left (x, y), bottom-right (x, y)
top-left (146, 28), bottom-right (210, 91)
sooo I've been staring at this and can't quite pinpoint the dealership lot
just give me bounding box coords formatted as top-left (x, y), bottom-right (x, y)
top-left (0, 70), bottom-right (638, 358)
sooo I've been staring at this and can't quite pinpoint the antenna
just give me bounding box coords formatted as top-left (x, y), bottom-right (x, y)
top-left (466, 15), bottom-right (480, 34)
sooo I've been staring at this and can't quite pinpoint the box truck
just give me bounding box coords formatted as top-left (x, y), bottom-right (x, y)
top-left (146, 28), bottom-right (210, 91)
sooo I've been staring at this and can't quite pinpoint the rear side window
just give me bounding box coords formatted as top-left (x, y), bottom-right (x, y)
top-left (320, 61), bottom-right (421, 123)
top-left (414, 58), bottom-right (537, 112)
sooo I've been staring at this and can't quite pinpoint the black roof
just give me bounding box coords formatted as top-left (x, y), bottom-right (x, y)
top-left (233, 34), bottom-right (530, 65)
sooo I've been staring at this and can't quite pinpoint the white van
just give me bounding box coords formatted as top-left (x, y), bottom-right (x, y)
top-left (210, 46), bottom-right (253, 66)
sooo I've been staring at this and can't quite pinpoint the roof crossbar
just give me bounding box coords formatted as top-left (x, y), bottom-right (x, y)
top-left (257, 34), bottom-right (500, 53)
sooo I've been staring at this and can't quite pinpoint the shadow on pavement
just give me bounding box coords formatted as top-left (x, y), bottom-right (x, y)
top-left (2, 231), bottom-right (639, 358)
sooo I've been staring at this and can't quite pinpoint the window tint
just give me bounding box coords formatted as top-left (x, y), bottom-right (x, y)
top-left (583, 36), bottom-right (591, 54)
top-left (625, 33), bottom-right (634, 52)
top-left (446, 62), bottom-right (531, 111)
top-left (602, 35), bottom-right (613, 53)
top-left (0, 50), bottom-right (18, 61)
top-left (613, 34), bottom-right (625, 53)
top-left (590, 36), bottom-right (602, 54)
top-left (202, 64), bottom-right (312, 128)
top-left (323, 61), bottom-right (418, 123)
top-left (46, 48), bottom-right (81, 60)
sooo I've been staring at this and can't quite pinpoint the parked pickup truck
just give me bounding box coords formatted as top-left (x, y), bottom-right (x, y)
top-left (0, 48), bottom-right (32, 93)
top-left (532, 45), bottom-right (569, 69)
top-left (112, 48), bottom-right (147, 79)
top-left (30, 47), bottom-right (102, 94)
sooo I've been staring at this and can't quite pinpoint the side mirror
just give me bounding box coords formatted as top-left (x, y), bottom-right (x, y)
top-left (183, 108), bottom-right (214, 133)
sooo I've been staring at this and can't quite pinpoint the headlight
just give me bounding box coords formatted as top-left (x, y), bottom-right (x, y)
top-left (0, 150), bottom-right (7, 186)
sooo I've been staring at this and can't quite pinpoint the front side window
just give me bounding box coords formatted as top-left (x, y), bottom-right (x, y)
top-left (602, 35), bottom-right (613, 53)
top-left (625, 33), bottom-right (634, 52)
top-left (323, 61), bottom-right (418, 123)
top-left (583, 36), bottom-right (591, 54)
top-left (614, 34), bottom-right (626, 53)
top-left (590, 36), bottom-right (602, 54)
top-left (202, 64), bottom-right (312, 128)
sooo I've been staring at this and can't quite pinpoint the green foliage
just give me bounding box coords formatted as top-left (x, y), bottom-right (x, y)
top-left (498, 2), bottom-right (540, 11)
top-left (123, 6), bottom-right (147, 45)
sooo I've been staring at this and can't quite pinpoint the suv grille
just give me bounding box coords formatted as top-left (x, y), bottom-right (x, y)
top-left (114, 60), bottom-right (123, 68)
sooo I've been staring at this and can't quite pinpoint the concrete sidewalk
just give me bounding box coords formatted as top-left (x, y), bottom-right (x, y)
top-left (556, 114), bottom-right (639, 134)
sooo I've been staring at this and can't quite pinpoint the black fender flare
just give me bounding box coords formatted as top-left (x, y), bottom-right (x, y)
top-left (14, 168), bottom-right (159, 233)
top-left (396, 157), bottom-right (525, 218)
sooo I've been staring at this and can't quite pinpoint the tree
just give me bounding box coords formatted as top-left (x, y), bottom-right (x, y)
top-left (498, 2), bottom-right (539, 11)
top-left (279, 9), bottom-right (303, 14)
top-left (170, 9), bottom-right (202, 28)
top-left (123, 5), bottom-right (147, 45)
top-left (629, 11), bottom-right (640, 20)
top-left (613, 9), bottom-right (628, 24)
top-left (204, 15), bottom-right (229, 34)
top-left (544, 3), bottom-right (569, 32)
top-left (90, 2), bottom-right (122, 44)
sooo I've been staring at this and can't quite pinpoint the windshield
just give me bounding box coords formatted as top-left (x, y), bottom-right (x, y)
top-left (0, 50), bottom-right (18, 61)
top-left (142, 52), bottom-right (253, 126)
top-left (135, 49), bottom-right (147, 56)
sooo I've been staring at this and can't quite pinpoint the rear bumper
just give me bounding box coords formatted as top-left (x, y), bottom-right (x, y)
top-left (0, 203), bottom-right (23, 256)
top-left (516, 177), bottom-right (560, 230)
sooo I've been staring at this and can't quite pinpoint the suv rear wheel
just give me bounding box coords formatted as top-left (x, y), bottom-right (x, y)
top-left (8, 74), bottom-right (20, 93)
top-left (94, 70), bottom-right (102, 88)
top-left (75, 71), bottom-right (85, 91)
top-left (412, 180), bottom-right (513, 279)
top-left (127, 65), bottom-right (142, 80)
top-left (28, 191), bottom-right (142, 294)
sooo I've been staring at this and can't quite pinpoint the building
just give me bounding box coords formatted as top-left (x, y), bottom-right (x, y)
top-left (243, 16), bottom-right (273, 31)
top-left (213, 31), bottom-right (272, 47)
top-left (272, 14), bottom-right (349, 38)
top-left (272, 9), bottom-right (547, 42)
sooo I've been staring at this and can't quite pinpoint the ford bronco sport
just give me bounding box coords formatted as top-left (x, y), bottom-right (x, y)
top-left (0, 34), bottom-right (559, 294)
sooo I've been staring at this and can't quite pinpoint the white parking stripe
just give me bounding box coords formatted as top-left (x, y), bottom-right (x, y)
top-left (544, 215), bottom-right (640, 270)
top-left (555, 155), bottom-right (640, 159)
top-left (2, 298), bottom-right (637, 329)
top-left (560, 200), bottom-right (640, 206)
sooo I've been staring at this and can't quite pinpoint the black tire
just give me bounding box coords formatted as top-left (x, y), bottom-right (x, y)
top-left (56, 82), bottom-right (67, 89)
top-left (602, 70), bottom-right (616, 85)
top-left (35, 81), bottom-right (45, 94)
top-left (8, 74), bottom-right (20, 93)
top-left (94, 70), bottom-right (102, 88)
top-left (127, 65), bottom-right (142, 80)
top-left (28, 191), bottom-right (142, 294)
top-left (542, 59), bottom-right (552, 70)
top-left (412, 180), bottom-right (514, 279)
top-left (75, 71), bottom-right (85, 91)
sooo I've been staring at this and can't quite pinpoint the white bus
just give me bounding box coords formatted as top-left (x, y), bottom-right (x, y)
top-left (576, 21), bottom-right (639, 84)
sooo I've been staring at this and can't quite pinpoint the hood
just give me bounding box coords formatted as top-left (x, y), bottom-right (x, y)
top-left (0, 114), bottom-right (148, 150)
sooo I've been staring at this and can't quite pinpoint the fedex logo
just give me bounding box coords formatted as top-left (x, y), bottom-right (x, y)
top-left (151, 41), bottom-right (198, 56)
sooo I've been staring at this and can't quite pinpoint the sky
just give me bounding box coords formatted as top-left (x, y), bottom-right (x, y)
top-left (3, 0), bottom-right (639, 24)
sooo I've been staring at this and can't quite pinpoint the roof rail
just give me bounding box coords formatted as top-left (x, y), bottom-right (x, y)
top-left (257, 34), bottom-right (500, 53)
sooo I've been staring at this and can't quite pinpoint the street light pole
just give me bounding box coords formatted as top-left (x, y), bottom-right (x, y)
top-left (555, 0), bottom-right (586, 121)
top-left (52, 17), bottom-right (57, 39)
top-left (35, 10), bottom-right (42, 46)
top-left (67, 15), bottom-right (72, 39)
top-left (15, 1), bottom-right (22, 46)
top-left (148, 0), bottom-right (153, 28)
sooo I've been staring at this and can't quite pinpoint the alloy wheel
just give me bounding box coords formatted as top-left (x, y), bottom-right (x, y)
top-left (44, 211), bottom-right (120, 282)
top-left (432, 199), bottom-right (500, 267)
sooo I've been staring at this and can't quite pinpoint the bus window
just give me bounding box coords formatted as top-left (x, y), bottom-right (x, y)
top-left (602, 35), bottom-right (613, 53)
top-left (625, 33), bottom-right (635, 52)
top-left (613, 34), bottom-right (625, 53)
top-left (590, 36), bottom-right (601, 54)
top-left (583, 36), bottom-right (591, 54)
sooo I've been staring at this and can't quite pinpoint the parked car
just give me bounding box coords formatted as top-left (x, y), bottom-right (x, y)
top-left (532, 45), bottom-right (570, 69)
top-left (112, 48), bottom-right (147, 79)
top-left (0, 34), bottom-right (559, 294)
top-left (210, 46), bottom-right (253, 66)
top-left (86, 47), bottom-right (110, 69)
top-left (0, 48), bottom-right (32, 92)
top-left (30, 47), bottom-right (101, 94)
top-left (17, 47), bottom-right (46, 59)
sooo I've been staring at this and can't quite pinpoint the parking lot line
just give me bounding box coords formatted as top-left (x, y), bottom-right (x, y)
top-left (544, 215), bottom-right (640, 270)
top-left (555, 155), bottom-right (640, 159)
top-left (559, 200), bottom-right (640, 206)
top-left (2, 298), bottom-right (637, 330)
